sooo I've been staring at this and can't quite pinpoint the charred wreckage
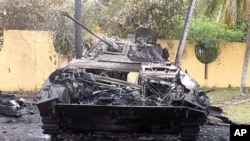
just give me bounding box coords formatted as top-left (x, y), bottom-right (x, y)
top-left (36, 12), bottom-right (211, 141)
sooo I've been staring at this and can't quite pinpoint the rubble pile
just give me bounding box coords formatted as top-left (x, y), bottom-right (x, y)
top-left (0, 92), bottom-right (35, 117)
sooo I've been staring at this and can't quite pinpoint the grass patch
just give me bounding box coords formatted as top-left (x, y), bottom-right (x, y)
top-left (222, 104), bottom-right (250, 124)
top-left (205, 87), bottom-right (250, 124)
top-left (206, 87), bottom-right (250, 103)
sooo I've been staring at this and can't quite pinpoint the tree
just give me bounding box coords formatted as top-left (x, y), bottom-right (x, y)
top-left (0, 0), bottom-right (77, 60)
top-left (196, 0), bottom-right (249, 94)
top-left (195, 0), bottom-right (248, 40)
top-left (82, 0), bottom-right (126, 31)
top-left (52, 12), bottom-right (75, 62)
top-left (0, 0), bottom-right (50, 30)
top-left (175, 0), bottom-right (196, 66)
top-left (186, 17), bottom-right (244, 79)
top-left (197, 0), bottom-right (250, 95)
top-left (49, 1), bottom-right (76, 62)
top-left (240, 1), bottom-right (250, 95)
top-left (95, 0), bottom-right (187, 38)
top-left (196, 0), bottom-right (247, 27)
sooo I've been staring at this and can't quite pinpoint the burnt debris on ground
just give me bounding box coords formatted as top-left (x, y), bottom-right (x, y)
top-left (0, 92), bottom-right (36, 117)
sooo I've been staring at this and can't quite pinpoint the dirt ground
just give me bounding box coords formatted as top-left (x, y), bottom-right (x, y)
top-left (0, 95), bottom-right (230, 141)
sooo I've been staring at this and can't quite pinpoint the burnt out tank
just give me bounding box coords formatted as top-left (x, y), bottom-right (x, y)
top-left (36, 12), bottom-right (211, 141)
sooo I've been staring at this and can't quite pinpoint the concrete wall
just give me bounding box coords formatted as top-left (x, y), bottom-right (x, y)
top-left (158, 40), bottom-right (250, 88)
top-left (0, 30), bottom-right (249, 91)
top-left (0, 30), bottom-right (64, 91)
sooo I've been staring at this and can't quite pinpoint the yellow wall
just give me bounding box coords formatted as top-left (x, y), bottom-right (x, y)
top-left (0, 31), bottom-right (249, 91)
top-left (0, 30), bottom-right (63, 91)
top-left (158, 40), bottom-right (250, 87)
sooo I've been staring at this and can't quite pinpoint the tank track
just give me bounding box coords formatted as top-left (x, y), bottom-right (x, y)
top-left (42, 122), bottom-right (200, 141)
top-left (181, 125), bottom-right (200, 141)
top-left (42, 116), bottom-right (60, 141)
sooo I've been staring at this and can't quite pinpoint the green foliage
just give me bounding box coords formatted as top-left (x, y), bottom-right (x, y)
top-left (195, 0), bottom-right (247, 28)
top-left (187, 17), bottom-right (244, 64)
top-left (40, 0), bottom-right (76, 60)
top-left (235, 20), bottom-right (248, 42)
top-left (51, 9), bottom-right (75, 61)
top-left (235, 20), bottom-right (248, 32)
top-left (82, 1), bottom-right (107, 31)
top-left (0, 0), bottom-right (50, 30)
top-left (188, 17), bottom-right (244, 44)
top-left (90, 0), bottom-right (187, 39)
top-left (194, 41), bottom-right (219, 64)
top-left (0, 0), bottom-right (77, 60)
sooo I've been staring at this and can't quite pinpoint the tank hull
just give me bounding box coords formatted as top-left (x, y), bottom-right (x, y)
top-left (36, 27), bottom-right (211, 141)
top-left (54, 104), bottom-right (206, 133)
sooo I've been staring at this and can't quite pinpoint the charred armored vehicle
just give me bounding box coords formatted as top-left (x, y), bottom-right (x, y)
top-left (36, 12), bottom-right (211, 141)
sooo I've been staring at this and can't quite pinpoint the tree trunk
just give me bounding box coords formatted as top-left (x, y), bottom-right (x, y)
top-left (175, 0), bottom-right (196, 66)
top-left (240, 0), bottom-right (250, 95)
